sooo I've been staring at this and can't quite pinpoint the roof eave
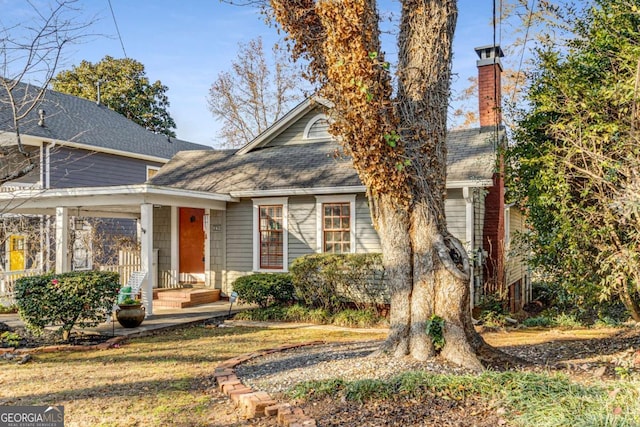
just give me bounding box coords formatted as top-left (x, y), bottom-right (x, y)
top-left (236, 96), bottom-right (333, 155)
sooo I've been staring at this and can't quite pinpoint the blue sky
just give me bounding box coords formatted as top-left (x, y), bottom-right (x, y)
top-left (4, 1), bottom-right (507, 147)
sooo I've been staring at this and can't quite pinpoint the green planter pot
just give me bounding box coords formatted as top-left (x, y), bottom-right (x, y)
top-left (115, 303), bottom-right (145, 328)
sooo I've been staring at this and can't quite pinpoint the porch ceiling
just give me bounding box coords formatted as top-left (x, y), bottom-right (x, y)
top-left (0, 184), bottom-right (235, 218)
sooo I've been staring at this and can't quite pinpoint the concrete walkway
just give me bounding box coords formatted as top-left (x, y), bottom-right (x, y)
top-left (0, 300), bottom-right (250, 338)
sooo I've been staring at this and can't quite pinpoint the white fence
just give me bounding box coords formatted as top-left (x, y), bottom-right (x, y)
top-left (99, 250), bottom-right (142, 285)
top-left (0, 269), bottom-right (42, 300)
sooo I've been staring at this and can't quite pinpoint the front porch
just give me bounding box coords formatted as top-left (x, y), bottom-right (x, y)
top-left (0, 184), bottom-right (237, 315)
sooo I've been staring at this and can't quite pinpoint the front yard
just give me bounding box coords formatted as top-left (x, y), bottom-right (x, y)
top-left (1, 323), bottom-right (384, 426)
top-left (1, 321), bottom-right (639, 426)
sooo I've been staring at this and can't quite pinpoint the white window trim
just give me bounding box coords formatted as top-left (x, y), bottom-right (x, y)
top-left (146, 165), bottom-right (161, 180)
top-left (315, 194), bottom-right (356, 253)
top-left (303, 114), bottom-right (332, 140)
top-left (252, 197), bottom-right (289, 272)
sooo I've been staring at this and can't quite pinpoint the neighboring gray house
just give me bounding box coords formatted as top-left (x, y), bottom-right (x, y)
top-left (0, 82), bottom-right (211, 273)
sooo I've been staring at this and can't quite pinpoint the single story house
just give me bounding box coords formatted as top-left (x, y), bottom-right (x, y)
top-left (0, 46), bottom-right (529, 314)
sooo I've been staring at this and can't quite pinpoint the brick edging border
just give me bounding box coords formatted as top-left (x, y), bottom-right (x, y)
top-left (214, 341), bottom-right (324, 426)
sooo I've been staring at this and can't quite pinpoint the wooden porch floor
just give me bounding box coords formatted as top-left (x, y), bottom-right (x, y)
top-left (152, 288), bottom-right (221, 309)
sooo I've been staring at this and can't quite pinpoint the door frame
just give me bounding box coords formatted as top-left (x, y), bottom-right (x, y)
top-left (7, 234), bottom-right (26, 271)
top-left (171, 207), bottom-right (210, 286)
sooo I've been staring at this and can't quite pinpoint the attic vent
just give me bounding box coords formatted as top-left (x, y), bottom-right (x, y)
top-left (303, 114), bottom-right (331, 140)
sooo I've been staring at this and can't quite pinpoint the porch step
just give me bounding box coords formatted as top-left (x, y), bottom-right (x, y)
top-left (153, 288), bottom-right (221, 309)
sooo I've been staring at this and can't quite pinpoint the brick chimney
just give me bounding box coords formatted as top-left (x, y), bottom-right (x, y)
top-left (478, 45), bottom-right (507, 299)
top-left (475, 45), bottom-right (504, 128)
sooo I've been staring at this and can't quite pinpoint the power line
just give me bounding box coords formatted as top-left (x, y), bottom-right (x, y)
top-left (107, 0), bottom-right (127, 58)
top-left (511, 0), bottom-right (537, 105)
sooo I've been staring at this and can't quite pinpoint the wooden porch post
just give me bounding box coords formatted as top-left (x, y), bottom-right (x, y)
top-left (55, 207), bottom-right (70, 273)
top-left (140, 203), bottom-right (154, 316)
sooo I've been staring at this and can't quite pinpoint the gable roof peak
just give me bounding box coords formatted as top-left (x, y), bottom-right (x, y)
top-left (236, 96), bottom-right (332, 155)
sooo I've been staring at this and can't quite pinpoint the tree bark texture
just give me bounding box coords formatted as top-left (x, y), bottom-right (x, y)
top-left (272, 0), bottom-right (497, 370)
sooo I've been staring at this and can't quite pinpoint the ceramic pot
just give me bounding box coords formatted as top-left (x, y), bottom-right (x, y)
top-left (115, 304), bottom-right (145, 328)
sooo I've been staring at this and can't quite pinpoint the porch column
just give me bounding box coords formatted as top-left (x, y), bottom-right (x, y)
top-left (55, 207), bottom-right (70, 273)
top-left (140, 203), bottom-right (154, 316)
top-left (463, 187), bottom-right (475, 309)
top-left (203, 210), bottom-right (211, 287)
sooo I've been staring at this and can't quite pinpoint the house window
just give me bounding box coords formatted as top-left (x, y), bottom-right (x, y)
top-left (259, 205), bottom-right (284, 269)
top-left (315, 195), bottom-right (356, 253)
top-left (323, 203), bottom-right (351, 253)
top-left (253, 198), bottom-right (288, 271)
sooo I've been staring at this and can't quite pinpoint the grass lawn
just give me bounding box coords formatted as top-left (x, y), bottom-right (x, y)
top-left (2, 322), bottom-right (639, 426)
top-left (0, 324), bottom-right (386, 427)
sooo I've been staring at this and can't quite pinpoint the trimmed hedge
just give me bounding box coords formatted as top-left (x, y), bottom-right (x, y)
top-left (15, 271), bottom-right (120, 340)
top-left (232, 273), bottom-right (294, 308)
top-left (289, 253), bottom-right (386, 312)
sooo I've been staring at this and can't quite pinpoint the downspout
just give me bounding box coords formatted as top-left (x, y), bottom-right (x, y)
top-left (463, 187), bottom-right (475, 309)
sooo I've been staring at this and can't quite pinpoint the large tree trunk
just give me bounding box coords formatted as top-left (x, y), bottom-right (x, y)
top-left (372, 193), bottom-right (484, 371)
top-left (271, 0), bottom-right (505, 370)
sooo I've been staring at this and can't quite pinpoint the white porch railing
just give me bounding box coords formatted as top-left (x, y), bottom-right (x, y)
top-left (0, 268), bottom-right (43, 299)
top-left (99, 250), bottom-right (142, 285)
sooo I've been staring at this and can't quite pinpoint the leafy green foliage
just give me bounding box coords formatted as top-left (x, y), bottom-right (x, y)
top-left (14, 271), bottom-right (120, 340)
top-left (232, 273), bottom-right (294, 308)
top-left (551, 313), bottom-right (584, 328)
top-left (119, 296), bottom-right (141, 306)
top-left (234, 303), bottom-right (386, 328)
top-left (508, 0), bottom-right (640, 319)
top-left (52, 56), bottom-right (176, 137)
top-left (233, 305), bottom-right (288, 321)
top-left (0, 304), bottom-right (17, 314)
top-left (425, 314), bottom-right (445, 351)
top-left (1, 331), bottom-right (21, 347)
top-left (521, 316), bottom-right (553, 328)
top-left (289, 253), bottom-right (385, 312)
top-left (331, 308), bottom-right (384, 328)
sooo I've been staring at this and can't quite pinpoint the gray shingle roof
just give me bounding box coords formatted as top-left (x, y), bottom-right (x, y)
top-left (150, 128), bottom-right (497, 194)
top-left (149, 142), bottom-right (361, 192)
top-left (0, 82), bottom-right (211, 159)
top-left (447, 127), bottom-right (499, 183)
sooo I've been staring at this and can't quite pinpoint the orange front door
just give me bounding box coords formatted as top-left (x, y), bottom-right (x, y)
top-left (179, 208), bottom-right (205, 282)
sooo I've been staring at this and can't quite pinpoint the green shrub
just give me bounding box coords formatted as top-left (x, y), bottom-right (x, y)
top-left (232, 273), bottom-right (294, 308)
top-left (307, 308), bottom-right (332, 324)
top-left (332, 308), bottom-right (384, 328)
top-left (233, 305), bottom-right (287, 321)
top-left (15, 271), bottom-right (120, 341)
top-left (1, 331), bottom-right (21, 347)
top-left (480, 311), bottom-right (510, 329)
top-left (552, 312), bottom-right (584, 328)
top-left (289, 253), bottom-right (385, 312)
top-left (282, 304), bottom-right (311, 322)
top-left (0, 304), bottom-right (17, 314)
top-left (522, 316), bottom-right (553, 327)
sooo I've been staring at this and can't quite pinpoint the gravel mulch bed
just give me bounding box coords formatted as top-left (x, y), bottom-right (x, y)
top-left (236, 340), bottom-right (471, 396)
